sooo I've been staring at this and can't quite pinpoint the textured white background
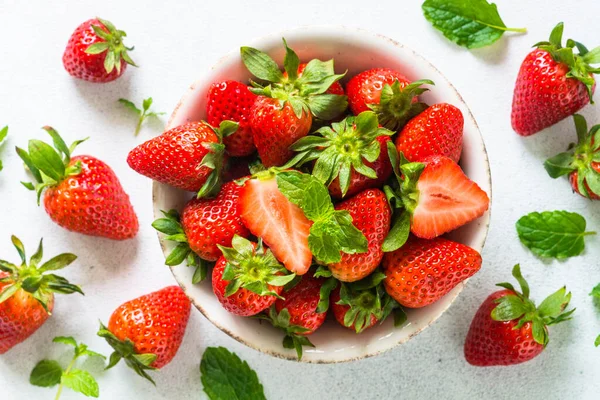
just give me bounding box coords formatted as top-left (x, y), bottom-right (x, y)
top-left (1, 1), bottom-right (600, 399)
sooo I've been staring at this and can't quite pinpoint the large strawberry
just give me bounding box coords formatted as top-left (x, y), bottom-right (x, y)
top-left (241, 39), bottom-right (347, 167)
top-left (17, 127), bottom-right (138, 240)
top-left (206, 80), bottom-right (257, 156)
top-left (127, 120), bottom-right (237, 197)
top-left (0, 236), bottom-right (82, 354)
top-left (328, 189), bottom-right (391, 282)
top-left (98, 286), bottom-right (191, 384)
top-left (511, 22), bottom-right (600, 136)
top-left (211, 236), bottom-right (294, 316)
top-left (544, 114), bottom-right (600, 199)
top-left (395, 103), bottom-right (464, 162)
top-left (289, 111), bottom-right (394, 199)
top-left (62, 18), bottom-right (136, 83)
top-left (464, 265), bottom-right (574, 366)
top-left (382, 236), bottom-right (482, 308)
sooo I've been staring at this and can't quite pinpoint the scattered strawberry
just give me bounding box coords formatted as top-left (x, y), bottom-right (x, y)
top-left (206, 81), bottom-right (258, 156)
top-left (395, 103), bottom-right (463, 162)
top-left (464, 264), bottom-right (574, 366)
top-left (16, 127), bottom-right (138, 240)
top-left (127, 120), bottom-right (237, 197)
top-left (0, 236), bottom-right (83, 354)
top-left (119, 97), bottom-right (165, 136)
top-left (62, 18), bottom-right (136, 83)
top-left (98, 286), bottom-right (191, 383)
top-left (241, 39), bottom-right (347, 166)
top-left (544, 114), bottom-right (600, 199)
top-left (212, 236), bottom-right (294, 316)
top-left (382, 236), bottom-right (482, 308)
top-left (290, 111), bottom-right (394, 199)
top-left (511, 22), bottom-right (600, 136)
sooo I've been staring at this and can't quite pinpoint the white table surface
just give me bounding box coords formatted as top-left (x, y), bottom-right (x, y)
top-left (1, 1), bottom-right (599, 399)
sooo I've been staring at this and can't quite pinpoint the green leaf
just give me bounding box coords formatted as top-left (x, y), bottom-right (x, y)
top-left (491, 294), bottom-right (528, 321)
top-left (516, 211), bottom-right (596, 259)
top-left (590, 284), bottom-right (600, 299)
top-left (0, 126), bottom-right (7, 142)
top-left (538, 287), bottom-right (571, 319)
top-left (62, 369), bottom-right (100, 398)
top-left (39, 253), bottom-right (77, 272)
top-left (0, 283), bottom-right (20, 303)
top-left (42, 126), bottom-right (71, 162)
top-left (382, 209), bottom-right (411, 252)
top-left (422, 0), bottom-right (526, 49)
top-left (30, 360), bottom-right (63, 387)
top-left (317, 277), bottom-right (338, 313)
top-left (595, 335), bottom-right (600, 347)
top-left (11, 235), bottom-right (26, 264)
top-left (142, 97), bottom-right (153, 111)
top-left (333, 211), bottom-right (368, 254)
top-left (85, 41), bottom-right (109, 55)
top-left (240, 46), bottom-right (283, 83)
top-left (165, 243), bottom-right (191, 266)
top-left (118, 98), bottom-right (141, 115)
top-left (200, 347), bottom-right (266, 400)
top-left (544, 151), bottom-right (575, 178)
top-left (307, 94), bottom-right (348, 120)
top-left (28, 139), bottom-right (65, 182)
top-left (282, 38), bottom-right (299, 81)
top-left (53, 336), bottom-right (78, 347)
top-left (308, 220), bottom-right (343, 264)
top-left (276, 171), bottom-right (331, 220)
top-left (511, 264), bottom-right (530, 299)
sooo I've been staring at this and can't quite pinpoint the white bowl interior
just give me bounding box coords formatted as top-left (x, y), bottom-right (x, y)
top-left (153, 26), bottom-right (492, 363)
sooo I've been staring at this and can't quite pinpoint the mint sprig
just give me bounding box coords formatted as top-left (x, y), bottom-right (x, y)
top-left (276, 170), bottom-right (368, 264)
top-left (30, 336), bottom-right (105, 399)
top-left (118, 97), bottom-right (165, 136)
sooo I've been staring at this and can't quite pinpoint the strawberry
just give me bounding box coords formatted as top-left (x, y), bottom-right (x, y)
top-left (382, 236), bottom-right (482, 308)
top-left (289, 111), bottom-right (394, 199)
top-left (62, 18), bottom-right (136, 83)
top-left (127, 120), bottom-right (237, 197)
top-left (287, 63), bottom-right (345, 95)
top-left (544, 114), bottom-right (600, 199)
top-left (0, 236), bottom-right (82, 354)
top-left (347, 68), bottom-right (411, 115)
top-left (17, 127), bottom-right (138, 240)
top-left (464, 265), bottom-right (574, 366)
top-left (239, 175), bottom-right (312, 275)
top-left (211, 236), bottom-right (294, 316)
top-left (328, 189), bottom-right (391, 282)
top-left (98, 286), bottom-right (191, 383)
top-left (511, 22), bottom-right (600, 136)
top-left (206, 80), bottom-right (257, 156)
top-left (241, 39), bottom-right (347, 166)
top-left (395, 103), bottom-right (464, 162)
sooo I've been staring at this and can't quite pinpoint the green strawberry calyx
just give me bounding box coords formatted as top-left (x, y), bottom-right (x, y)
top-left (492, 264), bottom-right (575, 346)
top-left (0, 235), bottom-right (83, 312)
top-left (368, 79), bottom-right (435, 131)
top-left (288, 111), bottom-right (394, 197)
top-left (534, 22), bottom-right (600, 101)
top-left (97, 322), bottom-right (157, 385)
top-left (197, 120), bottom-right (238, 199)
top-left (85, 17), bottom-right (137, 74)
top-left (16, 126), bottom-right (88, 204)
top-left (544, 114), bottom-right (600, 198)
top-left (256, 305), bottom-right (315, 360)
top-left (240, 39), bottom-right (348, 120)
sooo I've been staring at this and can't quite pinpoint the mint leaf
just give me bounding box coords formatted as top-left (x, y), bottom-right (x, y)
top-left (30, 360), bottom-right (63, 387)
top-left (422, 0), bottom-right (526, 49)
top-left (333, 211), bottom-right (368, 254)
top-left (516, 211), bottom-right (596, 259)
top-left (61, 369), bottom-right (99, 398)
top-left (382, 209), bottom-right (411, 252)
top-left (53, 336), bottom-right (78, 348)
top-left (200, 347), bottom-right (266, 400)
top-left (276, 171), bottom-right (332, 220)
top-left (119, 97), bottom-right (165, 136)
top-left (308, 219), bottom-right (346, 263)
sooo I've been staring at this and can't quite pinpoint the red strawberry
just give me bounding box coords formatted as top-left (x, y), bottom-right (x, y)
top-left (206, 80), bottom-right (257, 156)
top-left (331, 287), bottom-right (378, 332)
top-left (290, 111), bottom-right (393, 199)
top-left (382, 236), bottom-right (482, 308)
top-left (222, 156), bottom-right (252, 182)
top-left (128, 121), bottom-right (237, 197)
top-left (17, 127), bottom-right (138, 240)
top-left (239, 176), bottom-right (313, 275)
top-left (328, 189), bottom-right (391, 282)
top-left (241, 40), bottom-right (347, 167)
top-left (395, 103), bottom-right (464, 162)
top-left (544, 114), bottom-right (600, 199)
top-left (62, 18), bottom-right (135, 83)
top-left (347, 68), bottom-right (411, 115)
top-left (290, 63), bottom-right (345, 95)
top-left (0, 236), bottom-right (82, 354)
top-left (98, 286), bottom-right (191, 383)
top-left (511, 23), bottom-right (600, 136)
top-left (464, 265), bottom-right (574, 366)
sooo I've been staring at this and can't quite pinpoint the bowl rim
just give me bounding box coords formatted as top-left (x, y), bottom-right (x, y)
top-left (153, 25), bottom-right (493, 363)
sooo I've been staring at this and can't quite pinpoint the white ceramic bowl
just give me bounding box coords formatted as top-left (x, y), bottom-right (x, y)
top-left (153, 26), bottom-right (492, 363)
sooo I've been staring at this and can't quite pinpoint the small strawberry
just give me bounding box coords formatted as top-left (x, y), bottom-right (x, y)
top-left (395, 103), bottom-right (464, 162)
top-left (241, 39), bottom-right (347, 166)
top-left (511, 22), bottom-right (600, 136)
top-left (17, 127), bottom-right (138, 240)
top-left (328, 189), bottom-right (391, 282)
top-left (98, 286), bottom-right (191, 383)
top-left (62, 18), bottom-right (136, 83)
top-left (464, 264), bottom-right (574, 366)
top-left (544, 114), bottom-right (600, 199)
top-left (0, 236), bottom-right (83, 354)
top-left (382, 236), bottom-right (482, 308)
top-left (127, 120), bottom-right (237, 197)
top-left (212, 236), bottom-right (295, 316)
top-left (289, 111), bottom-right (394, 199)
top-left (206, 81), bottom-right (258, 156)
